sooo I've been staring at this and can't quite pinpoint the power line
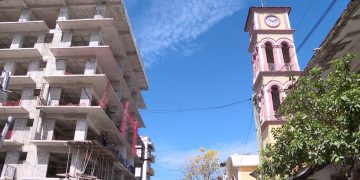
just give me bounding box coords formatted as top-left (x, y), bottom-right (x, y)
top-left (295, 0), bottom-right (315, 29)
top-left (296, 0), bottom-right (339, 53)
top-left (141, 98), bottom-right (251, 114)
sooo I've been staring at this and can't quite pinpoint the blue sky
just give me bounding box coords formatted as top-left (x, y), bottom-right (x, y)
top-left (124, 0), bottom-right (350, 179)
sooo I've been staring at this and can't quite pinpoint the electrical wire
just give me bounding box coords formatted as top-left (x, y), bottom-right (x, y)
top-left (295, 0), bottom-right (315, 29)
top-left (296, 0), bottom-right (339, 53)
top-left (141, 98), bottom-right (251, 114)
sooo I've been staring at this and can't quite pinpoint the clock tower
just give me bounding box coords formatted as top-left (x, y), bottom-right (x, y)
top-left (245, 7), bottom-right (302, 150)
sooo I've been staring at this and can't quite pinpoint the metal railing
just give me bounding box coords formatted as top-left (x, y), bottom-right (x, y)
top-left (268, 63), bottom-right (276, 71)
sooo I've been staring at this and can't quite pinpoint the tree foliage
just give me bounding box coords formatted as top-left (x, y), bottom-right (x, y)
top-left (183, 148), bottom-right (220, 180)
top-left (259, 54), bottom-right (360, 179)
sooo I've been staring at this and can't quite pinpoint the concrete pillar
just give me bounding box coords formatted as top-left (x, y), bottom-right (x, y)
top-left (20, 88), bottom-right (34, 106)
top-left (124, 76), bottom-right (133, 92)
top-left (41, 119), bottom-right (55, 140)
top-left (53, 7), bottom-right (69, 45)
top-left (10, 33), bottom-right (24, 49)
top-left (35, 33), bottom-right (46, 48)
top-left (3, 61), bottom-right (16, 75)
top-left (26, 151), bottom-right (50, 178)
top-left (84, 58), bottom-right (97, 75)
top-left (47, 87), bottom-right (62, 106)
top-left (30, 110), bottom-right (42, 140)
top-left (74, 116), bottom-right (88, 141)
top-left (69, 148), bottom-right (85, 175)
top-left (61, 31), bottom-right (73, 47)
top-left (69, 151), bottom-right (85, 176)
top-left (1, 151), bottom-right (20, 177)
top-left (94, 5), bottom-right (106, 19)
top-left (141, 143), bottom-right (148, 180)
top-left (27, 60), bottom-right (41, 76)
top-left (12, 119), bottom-right (27, 143)
top-left (55, 59), bottom-right (67, 75)
top-left (79, 87), bottom-right (93, 106)
top-left (19, 9), bottom-right (31, 22)
top-left (115, 57), bottom-right (125, 73)
top-left (89, 31), bottom-right (102, 46)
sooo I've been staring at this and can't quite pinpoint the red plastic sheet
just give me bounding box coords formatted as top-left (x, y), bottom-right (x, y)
top-left (120, 101), bottom-right (139, 156)
top-left (99, 81), bottom-right (110, 108)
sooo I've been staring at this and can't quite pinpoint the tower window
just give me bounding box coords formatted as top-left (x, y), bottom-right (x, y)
top-left (281, 42), bottom-right (291, 64)
top-left (271, 85), bottom-right (281, 112)
top-left (265, 42), bottom-right (274, 64)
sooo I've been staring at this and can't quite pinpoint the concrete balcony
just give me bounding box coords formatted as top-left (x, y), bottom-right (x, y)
top-left (43, 74), bottom-right (123, 110)
top-left (8, 76), bottom-right (36, 86)
top-left (56, 18), bottom-right (127, 57)
top-left (0, 21), bottom-right (49, 33)
top-left (36, 106), bottom-right (134, 155)
top-left (49, 46), bottom-right (131, 99)
top-left (0, 48), bottom-right (41, 59)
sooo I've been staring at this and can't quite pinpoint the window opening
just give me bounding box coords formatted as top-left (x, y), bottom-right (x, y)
top-left (271, 85), bottom-right (281, 112)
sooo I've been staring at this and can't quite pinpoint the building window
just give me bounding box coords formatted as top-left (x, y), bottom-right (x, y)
top-left (271, 85), bottom-right (281, 112)
top-left (281, 42), bottom-right (291, 64)
top-left (265, 42), bottom-right (274, 64)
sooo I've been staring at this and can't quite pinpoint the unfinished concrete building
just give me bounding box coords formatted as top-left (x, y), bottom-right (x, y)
top-left (0, 0), bottom-right (149, 179)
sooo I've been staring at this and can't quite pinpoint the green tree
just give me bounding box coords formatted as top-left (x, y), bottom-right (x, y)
top-left (259, 54), bottom-right (360, 179)
top-left (183, 148), bottom-right (220, 180)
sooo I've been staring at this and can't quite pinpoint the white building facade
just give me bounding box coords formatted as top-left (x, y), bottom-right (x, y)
top-left (0, 0), bottom-right (149, 179)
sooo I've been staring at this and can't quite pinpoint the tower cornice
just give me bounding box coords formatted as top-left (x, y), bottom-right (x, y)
top-left (252, 71), bottom-right (302, 91)
top-left (245, 6), bottom-right (291, 32)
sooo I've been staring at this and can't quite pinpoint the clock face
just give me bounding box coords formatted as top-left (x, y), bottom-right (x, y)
top-left (265, 16), bottom-right (280, 27)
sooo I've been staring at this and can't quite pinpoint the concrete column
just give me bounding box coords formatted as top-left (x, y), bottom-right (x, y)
top-left (55, 59), bottom-right (67, 75)
top-left (84, 58), bottom-right (97, 75)
top-left (61, 31), bottom-right (73, 47)
top-left (74, 116), bottom-right (88, 141)
top-left (47, 87), bottom-right (62, 106)
top-left (20, 88), bottom-right (35, 107)
top-left (79, 87), bottom-right (93, 106)
top-left (115, 57), bottom-right (125, 73)
top-left (41, 119), bottom-right (55, 140)
top-left (124, 76), bottom-right (133, 92)
top-left (35, 33), bottom-right (46, 48)
top-left (12, 119), bottom-right (27, 143)
top-left (26, 151), bottom-right (50, 178)
top-left (1, 151), bottom-right (20, 177)
top-left (19, 9), bottom-right (31, 22)
top-left (141, 143), bottom-right (149, 180)
top-left (27, 60), bottom-right (41, 76)
top-left (94, 5), bottom-right (106, 19)
top-left (10, 33), bottom-right (24, 49)
top-left (3, 61), bottom-right (16, 75)
top-left (89, 31), bottom-right (102, 46)
top-left (30, 110), bottom-right (42, 140)
top-left (69, 150), bottom-right (85, 176)
top-left (52, 7), bottom-right (69, 45)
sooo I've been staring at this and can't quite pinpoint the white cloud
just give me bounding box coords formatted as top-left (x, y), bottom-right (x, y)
top-left (154, 140), bottom-right (258, 175)
top-left (131, 0), bottom-right (244, 67)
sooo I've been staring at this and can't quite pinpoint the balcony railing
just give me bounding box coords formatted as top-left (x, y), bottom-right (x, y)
top-left (285, 63), bottom-right (293, 71)
top-left (268, 63), bottom-right (276, 71)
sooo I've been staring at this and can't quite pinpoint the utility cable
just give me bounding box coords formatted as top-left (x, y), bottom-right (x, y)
top-left (296, 0), bottom-right (339, 53)
top-left (142, 98), bottom-right (251, 114)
